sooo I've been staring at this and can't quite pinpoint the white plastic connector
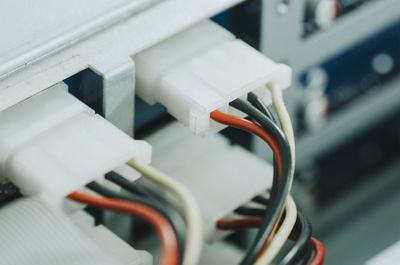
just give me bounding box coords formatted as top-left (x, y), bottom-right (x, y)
top-left (142, 121), bottom-right (273, 242)
top-left (0, 197), bottom-right (124, 265)
top-left (134, 20), bottom-right (292, 135)
top-left (0, 83), bottom-right (151, 205)
top-left (77, 223), bottom-right (152, 265)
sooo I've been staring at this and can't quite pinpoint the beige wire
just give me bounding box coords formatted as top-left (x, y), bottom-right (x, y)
top-left (254, 195), bottom-right (297, 265)
top-left (267, 81), bottom-right (296, 189)
top-left (127, 158), bottom-right (203, 265)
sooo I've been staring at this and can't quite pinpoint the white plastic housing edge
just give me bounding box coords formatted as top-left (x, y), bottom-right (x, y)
top-left (134, 20), bottom-right (292, 135)
top-left (0, 83), bottom-right (151, 206)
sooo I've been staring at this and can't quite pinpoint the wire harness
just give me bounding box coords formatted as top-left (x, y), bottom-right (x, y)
top-left (127, 159), bottom-right (203, 265)
top-left (62, 82), bottom-right (323, 265)
top-left (212, 83), bottom-right (325, 265)
top-left (67, 191), bottom-right (179, 265)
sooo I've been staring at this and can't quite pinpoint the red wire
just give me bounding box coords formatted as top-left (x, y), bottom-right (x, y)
top-left (211, 109), bottom-right (284, 254)
top-left (67, 191), bottom-right (179, 265)
top-left (212, 110), bottom-right (321, 263)
top-left (210, 110), bottom-right (282, 176)
top-left (310, 237), bottom-right (326, 265)
top-left (216, 218), bottom-right (262, 230)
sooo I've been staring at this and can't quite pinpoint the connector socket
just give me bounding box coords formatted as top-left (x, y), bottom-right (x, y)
top-left (134, 20), bottom-right (291, 135)
top-left (0, 84), bottom-right (151, 205)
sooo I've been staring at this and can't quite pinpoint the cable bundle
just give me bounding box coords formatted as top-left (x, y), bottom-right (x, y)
top-left (68, 190), bottom-right (179, 265)
top-left (68, 165), bottom-right (203, 265)
top-left (65, 82), bottom-right (325, 265)
top-left (212, 82), bottom-right (325, 265)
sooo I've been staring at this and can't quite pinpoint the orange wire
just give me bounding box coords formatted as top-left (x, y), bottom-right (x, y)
top-left (67, 191), bottom-right (179, 265)
top-left (210, 110), bottom-right (282, 176)
top-left (310, 237), bottom-right (326, 265)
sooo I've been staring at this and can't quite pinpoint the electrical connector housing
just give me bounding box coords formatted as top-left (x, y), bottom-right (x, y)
top-left (134, 20), bottom-right (291, 135)
top-left (142, 121), bottom-right (273, 241)
top-left (0, 83), bottom-right (151, 206)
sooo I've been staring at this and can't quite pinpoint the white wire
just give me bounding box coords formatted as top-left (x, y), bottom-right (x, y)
top-left (127, 158), bottom-right (203, 265)
top-left (254, 195), bottom-right (297, 265)
top-left (267, 81), bottom-right (296, 189)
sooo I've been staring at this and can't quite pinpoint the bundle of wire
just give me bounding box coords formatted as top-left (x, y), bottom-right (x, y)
top-left (218, 193), bottom-right (325, 265)
top-left (67, 185), bottom-right (180, 265)
top-left (66, 81), bottom-right (325, 265)
top-left (211, 82), bottom-right (325, 265)
top-left (67, 165), bottom-right (203, 265)
top-left (126, 159), bottom-right (203, 265)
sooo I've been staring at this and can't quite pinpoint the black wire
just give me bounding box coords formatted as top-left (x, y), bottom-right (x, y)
top-left (86, 181), bottom-right (185, 264)
top-left (234, 203), bottom-right (305, 241)
top-left (230, 98), bottom-right (292, 265)
top-left (248, 92), bottom-right (277, 125)
top-left (236, 193), bottom-right (269, 217)
top-left (105, 171), bottom-right (157, 200)
top-left (294, 241), bottom-right (313, 265)
top-left (235, 206), bottom-right (266, 217)
top-left (279, 212), bottom-right (312, 265)
top-left (247, 93), bottom-right (316, 265)
top-left (105, 171), bottom-right (187, 248)
top-left (247, 93), bottom-right (315, 265)
top-left (234, 203), bottom-right (312, 264)
top-left (252, 195), bottom-right (269, 205)
top-left (247, 92), bottom-right (280, 200)
top-left (234, 204), bottom-right (312, 264)
top-left (235, 197), bottom-right (312, 265)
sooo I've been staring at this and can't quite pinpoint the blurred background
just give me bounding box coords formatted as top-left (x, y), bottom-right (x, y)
top-left (215, 1), bottom-right (400, 264)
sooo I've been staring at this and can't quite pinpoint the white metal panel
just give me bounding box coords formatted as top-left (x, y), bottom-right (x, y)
top-left (0, 0), bottom-right (158, 77)
top-left (0, 0), bottom-right (243, 135)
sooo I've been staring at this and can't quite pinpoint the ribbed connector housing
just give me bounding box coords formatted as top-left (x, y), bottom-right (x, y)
top-left (134, 20), bottom-right (291, 135)
top-left (0, 83), bottom-right (151, 205)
